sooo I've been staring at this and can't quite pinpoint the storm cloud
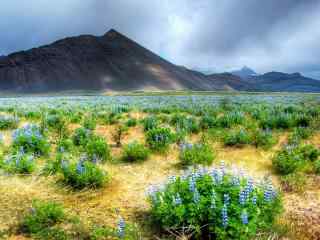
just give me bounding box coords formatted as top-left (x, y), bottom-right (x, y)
top-left (1, 0), bottom-right (320, 78)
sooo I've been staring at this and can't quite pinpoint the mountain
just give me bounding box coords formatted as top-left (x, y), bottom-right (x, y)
top-left (231, 66), bottom-right (257, 78)
top-left (243, 71), bottom-right (320, 92)
top-left (0, 29), bottom-right (319, 93)
top-left (0, 29), bottom-right (247, 92)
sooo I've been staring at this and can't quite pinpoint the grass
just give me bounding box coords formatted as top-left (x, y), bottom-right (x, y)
top-left (0, 94), bottom-right (319, 239)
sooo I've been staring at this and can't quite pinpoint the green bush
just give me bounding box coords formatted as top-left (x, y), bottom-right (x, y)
top-left (254, 130), bottom-right (276, 149)
top-left (288, 127), bottom-right (313, 144)
top-left (272, 145), bottom-right (303, 175)
top-left (146, 127), bottom-right (175, 152)
top-left (85, 136), bottom-right (111, 163)
top-left (0, 115), bottom-right (19, 130)
top-left (21, 200), bottom-right (65, 235)
top-left (60, 160), bottom-right (107, 189)
top-left (45, 114), bottom-right (67, 132)
top-left (143, 115), bottom-right (159, 131)
top-left (200, 115), bottom-right (217, 129)
top-left (148, 166), bottom-right (282, 239)
top-left (179, 143), bottom-right (215, 166)
top-left (122, 141), bottom-right (150, 162)
top-left (272, 144), bottom-right (319, 175)
top-left (83, 117), bottom-right (97, 130)
top-left (12, 124), bottom-right (50, 156)
top-left (57, 138), bottom-right (74, 153)
top-left (72, 127), bottom-right (92, 146)
top-left (126, 118), bottom-right (137, 127)
top-left (171, 114), bottom-right (199, 134)
top-left (315, 160), bottom-right (320, 175)
top-left (2, 151), bottom-right (36, 174)
top-left (223, 129), bottom-right (252, 147)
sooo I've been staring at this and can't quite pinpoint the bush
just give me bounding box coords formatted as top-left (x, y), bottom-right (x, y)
top-left (60, 160), bottom-right (107, 189)
top-left (148, 166), bottom-right (282, 239)
top-left (254, 130), bottom-right (276, 149)
top-left (272, 144), bottom-right (319, 175)
top-left (21, 200), bottom-right (65, 235)
top-left (315, 160), bottom-right (320, 175)
top-left (56, 138), bottom-right (74, 153)
top-left (85, 136), bottom-right (111, 163)
top-left (223, 129), bottom-right (252, 147)
top-left (288, 127), bottom-right (312, 145)
top-left (146, 127), bottom-right (175, 152)
top-left (179, 143), bottom-right (215, 166)
top-left (143, 115), bottom-right (159, 131)
top-left (200, 115), bottom-right (217, 129)
top-left (83, 116), bottom-right (97, 130)
top-left (12, 125), bottom-right (50, 156)
top-left (272, 145), bottom-right (303, 175)
top-left (2, 151), bottom-right (36, 174)
top-left (122, 141), bottom-right (150, 162)
top-left (126, 118), bottom-right (137, 127)
top-left (45, 114), bottom-right (66, 132)
top-left (0, 115), bottom-right (19, 130)
top-left (171, 114), bottom-right (200, 134)
top-left (72, 127), bottom-right (92, 146)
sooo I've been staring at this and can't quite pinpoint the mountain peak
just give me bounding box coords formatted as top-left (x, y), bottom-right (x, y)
top-left (231, 66), bottom-right (257, 78)
top-left (104, 28), bottom-right (123, 38)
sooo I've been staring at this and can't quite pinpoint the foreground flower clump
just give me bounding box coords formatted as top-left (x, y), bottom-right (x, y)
top-left (147, 163), bottom-right (282, 240)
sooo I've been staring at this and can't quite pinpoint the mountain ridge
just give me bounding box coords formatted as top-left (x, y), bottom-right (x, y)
top-left (0, 29), bottom-right (319, 93)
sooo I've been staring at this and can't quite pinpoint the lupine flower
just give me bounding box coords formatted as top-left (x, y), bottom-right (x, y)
top-left (193, 188), bottom-right (200, 204)
top-left (173, 193), bottom-right (182, 205)
top-left (76, 161), bottom-right (85, 174)
top-left (239, 190), bottom-right (246, 205)
top-left (117, 217), bottom-right (126, 238)
top-left (221, 204), bottom-right (228, 228)
top-left (252, 195), bottom-right (257, 205)
top-left (241, 210), bottom-right (249, 225)
top-left (189, 175), bottom-right (196, 192)
top-left (224, 194), bottom-right (230, 206)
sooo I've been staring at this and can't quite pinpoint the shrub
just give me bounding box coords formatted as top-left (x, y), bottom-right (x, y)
top-left (72, 127), bottom-right (92, 146)
top-left (56, 138), bottom-right (74, 153)
top-left (146, 127), bottom-right (175, 152)
top-left (112, 125), bottom-right (129, 147)
top-left (21, 200), bottom-right (65, 235)
top-left (126, 118), bottom-right (137, 127)
top-left (122, 141), bottom-right (150, 162)
top-left (85, 136), bottom-right (111, 163)
top-left (2, 151), bottom-right (36, 174)
top-left (217, 111), bottom-right (245, 128)
top-left (315, 160), bottom-right (320, 175)
top-left (12, 124), bottom-right (50, 156)
top-left (143, 115), bottom-right (159, 131)
top-left (83, 116), bottom-right (97, 130)
top-left (0, 115), bottom-right (19, 130)
top-left (254, 130), bottom-right (276, 149)
top-left (60, 160), bottom-right (107, 189)
top-left (272, 145), bottom-right (303, 175)
top-left (148, 166), bottom-right (282, 239)
top-left (45, 114), bottom-right (66, 131)
top-left (223, 129), bottom-right (252, 147)
top-left (200, 115), bottom-right (217, 129)
top-left (179, 143), bottom-right (215, 166)
top-left (171, 114), bottom-right (199, 134)
top-left (288, 127), bottom-right (313, 145)
top-left (260, 113), bottom-right (294, 130)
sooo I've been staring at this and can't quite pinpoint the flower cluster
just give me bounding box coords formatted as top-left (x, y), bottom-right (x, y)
top-left (147, 164), bottom-right (282, 239)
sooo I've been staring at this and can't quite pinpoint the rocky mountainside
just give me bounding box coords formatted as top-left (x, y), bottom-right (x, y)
top-left (0, 29), bottom-right (248, 92)
top-left (0, 29), bottom-right (319, 93)
top-left (243, 72), bottom-right (320, 92)
top-left (231, 66), bottom-right (257, 78)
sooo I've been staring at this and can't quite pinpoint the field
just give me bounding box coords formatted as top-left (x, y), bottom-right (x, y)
top-left (0, 93), bottom-right (319, 240)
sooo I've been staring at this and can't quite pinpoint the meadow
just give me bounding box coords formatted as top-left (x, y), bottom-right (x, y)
top-left (0, 93), bottom-right (319, 240)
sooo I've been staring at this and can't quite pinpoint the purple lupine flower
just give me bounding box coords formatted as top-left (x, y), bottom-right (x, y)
top-left (117, 217), bottom-right (126, 238)
top-left (221, 204), bottom-right (228, 228)
top-left (241, 210), bottom-right (249, 225)
top-left (224, 194), bottom-right (230, 206)
top-left (193, 188), bottom-right (200, 204)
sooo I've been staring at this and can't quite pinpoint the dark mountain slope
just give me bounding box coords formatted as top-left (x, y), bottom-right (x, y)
top-left (0, 29), bottom-right (243, 92)
top-left (244, 72), bottom-right (320, 92)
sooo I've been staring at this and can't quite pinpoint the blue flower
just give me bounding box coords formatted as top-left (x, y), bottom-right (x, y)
top-left (117, 217), bottom-right (125, 238)
top-left (224, 194), bottom-right (230, 206)
top-left (193, 188), bottom-right (200, 204)
top-left (221, 204), bottom-right (228, 228)
top-left (241, 210), bottom-right (249, 225)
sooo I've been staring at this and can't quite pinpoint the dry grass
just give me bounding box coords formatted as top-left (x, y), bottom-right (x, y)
top-left (0, 124), bottom-right (320, 239)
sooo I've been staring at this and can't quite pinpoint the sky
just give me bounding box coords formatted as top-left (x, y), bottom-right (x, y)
top-left (1, 0), bottom-right (320, 78)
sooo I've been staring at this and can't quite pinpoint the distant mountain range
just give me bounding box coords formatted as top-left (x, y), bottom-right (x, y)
top-left (0, 29), bottom-right (319, 93)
